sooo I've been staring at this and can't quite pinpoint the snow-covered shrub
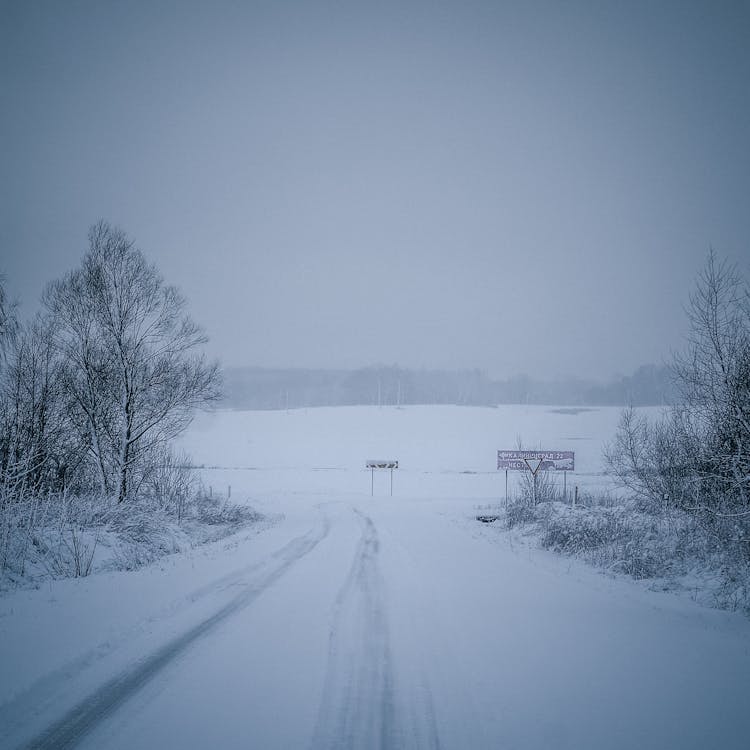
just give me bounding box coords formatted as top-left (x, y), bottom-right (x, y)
top-left (714, 563), bottom-right (750, 613)
top-left (140, 447), bottom-right (197, 522)
top-left (108, 511), bottom-right (184, 571)
top-left (194, 489), bottom-right (261, 526)
top-left (539, 503), bottom-right (675, 580)
top-left (1, 479), bottom-right (264, 589)
top-left (539, 504), bottom-right (630, 553)
top-left (107, 486), bottom-right (261, 570)
top-left (501, 499), bottom-right (681, 582)
top-left (1, 491), bottom-right (108, 583)
top-left (36, 494), bottom-right (105, 579)
top-left (514, 464), bottom-right (564, 506)
top-left (0, 486), bottom-right (50, 581)
top-left (505, 500), bottom-right (537, 528)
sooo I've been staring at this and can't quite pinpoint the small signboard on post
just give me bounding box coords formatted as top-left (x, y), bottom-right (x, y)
top-left (366, 460), bottom-right (398, 496)
top-left (497, 450), bottom-right (575, 505)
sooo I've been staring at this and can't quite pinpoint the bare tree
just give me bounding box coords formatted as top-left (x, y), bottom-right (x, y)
top-left (0, 274), bottom-right (18, 366)
top-left (674, 250), bottom-right (750, 508)
top-left (605, 251), bottom-right (749, 534)
top-left (44, 262), bottom-right (118, 495)
top-left (603, 405), bottom-right (698, 512)
top-left (0, 316), bottom-right (78, 493)
top-left (45, 222), bottom-right (220, 502)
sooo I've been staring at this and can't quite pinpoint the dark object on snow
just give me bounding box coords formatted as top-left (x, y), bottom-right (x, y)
top-left (476, 515), bottom-right (500, 523)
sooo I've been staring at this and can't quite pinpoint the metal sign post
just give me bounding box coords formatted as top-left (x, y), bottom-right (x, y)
top-left (366, 460), bottom-right (399, 497)
top-left (523, 458), bottom-right (543, 505)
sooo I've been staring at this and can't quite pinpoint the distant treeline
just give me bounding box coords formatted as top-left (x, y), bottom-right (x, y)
top-left (221, 364), bottom-right (676, 410)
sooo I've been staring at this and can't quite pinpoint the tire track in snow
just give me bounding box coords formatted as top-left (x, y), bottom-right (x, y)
top-left (17, 517), bottom-right (330, 750)
top-left (0, 519), bottom-right (281, 745)
top-left (311, 510), bottom-right (440, 750)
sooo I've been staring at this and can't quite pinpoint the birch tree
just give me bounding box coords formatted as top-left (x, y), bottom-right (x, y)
top-left (45, 222), bottom-right (220, 502)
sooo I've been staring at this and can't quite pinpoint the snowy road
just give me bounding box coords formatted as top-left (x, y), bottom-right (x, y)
top-left (3, 494), bottom-right (750, 749)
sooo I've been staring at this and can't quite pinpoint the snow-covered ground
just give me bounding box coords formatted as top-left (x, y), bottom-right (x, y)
top-left (180, 403), bottom-right (647, 500)
top-left (2, 404), bottom-right (749, 749)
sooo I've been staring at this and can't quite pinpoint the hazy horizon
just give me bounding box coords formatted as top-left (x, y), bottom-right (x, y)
top-left (2, 1), bottom-right (748, 381)
top-left (220, 360), bottom-right (666, 383)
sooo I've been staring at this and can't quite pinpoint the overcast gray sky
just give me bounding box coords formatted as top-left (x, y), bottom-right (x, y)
top-left (1, 0), bottom-right (748, 380)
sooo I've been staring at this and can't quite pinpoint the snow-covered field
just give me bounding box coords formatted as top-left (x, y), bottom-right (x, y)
top-left (179, 403), bottom-right (647, 500)
top-left (2, 404), bottom-right (749, 749)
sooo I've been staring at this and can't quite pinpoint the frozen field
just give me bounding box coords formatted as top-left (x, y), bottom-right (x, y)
top-left (179, 403), bottom-right (652, 501)
top-left (1, 404), bottom-right (749, 749)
